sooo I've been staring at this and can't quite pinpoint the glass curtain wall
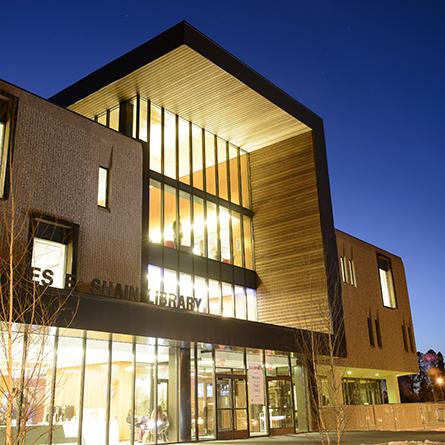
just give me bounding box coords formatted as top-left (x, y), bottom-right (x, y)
top-left (95, 97), bottom-right (254, 269)
top-left (148, 186), bottom-right (254, 270)
top-left (146, 266), bottom-right (256, 321)
top-left (94, 98), bottom-right (251, 209)
top-left (1, 327), bottom-right (304, 444)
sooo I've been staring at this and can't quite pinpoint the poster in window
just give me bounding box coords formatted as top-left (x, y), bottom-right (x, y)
top-left (248, 364), bottom-right (264, 404)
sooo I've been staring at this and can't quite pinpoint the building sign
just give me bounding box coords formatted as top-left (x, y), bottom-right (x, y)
top-left (90, 278), bottom-right (140, 300)
top-left (31, 269), bottom-right (202, 313)
top-left (30, 267), bottom-right (76, 289)
top-left (147, 289), bottom-right (201, 311)
top-left (248, 364), bottom-right (264, 404)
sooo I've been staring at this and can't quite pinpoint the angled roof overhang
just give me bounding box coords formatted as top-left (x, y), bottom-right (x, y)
top-left (49, 21), bottom-right (323, 152)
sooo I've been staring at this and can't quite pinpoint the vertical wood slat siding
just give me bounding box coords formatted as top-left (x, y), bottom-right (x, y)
top-left (250, 131), bottom-right (331, 334)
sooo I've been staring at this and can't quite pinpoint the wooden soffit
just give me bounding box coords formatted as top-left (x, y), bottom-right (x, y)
top-left (66, 45), bottom-right (310, 152)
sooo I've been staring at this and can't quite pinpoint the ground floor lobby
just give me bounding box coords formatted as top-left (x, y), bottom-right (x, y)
top-left (1, 325), bottom-right (309, 445)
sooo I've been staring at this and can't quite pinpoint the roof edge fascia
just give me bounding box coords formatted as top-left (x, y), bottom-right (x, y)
top-left (49, 21), bottom-right (323, 130)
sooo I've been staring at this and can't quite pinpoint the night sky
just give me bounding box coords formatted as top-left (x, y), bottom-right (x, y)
top-left (3, 1), bottom-right (444, 355)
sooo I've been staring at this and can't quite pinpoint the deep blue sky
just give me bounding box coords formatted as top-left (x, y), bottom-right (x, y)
top-left (3, 1), bottom-right (444, 354)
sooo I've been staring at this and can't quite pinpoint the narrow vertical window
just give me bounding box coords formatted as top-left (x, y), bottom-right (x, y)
top-left (234, 286), bottom-right (246, 320)
top-left (164, 110), bottom-right (176, 179)
top-left (231, 211), bottom-right (242, 267)
top-left (217, 138), bottom-right (228, 200)
top-left (205, 132), bottom-right (216, 195)
top-left (0, 97), bottom-right (13, 198)
top-left (220, 206), bottom-right (230, 263)
top-left (126, 97), bottom-right (137, 137)
top-left (349, 259), bottom-right (356, 286)
top-left (148, 179), bottom-right (162, 244)
top-left (401, 324), bottom-right (409, 352)
top-left (221, 282), bottom-right (233, 317)
top-left (164, 269), bottom-right (177, 296)
top-left (206, 201), bottom-right (218, 260)
top-left (193, 196), bottom-right (205, 256)
top-left (408, 325), bottom-right (415, 353)
top-left (367, 317), bottom-right (375, 347)
top-left (192, 125), bottom-right (203, 190)
top-left (179, 190), bottom-right (191, 251)
top-left (139, 97), bottom-right (148, 142)
top-left (178, 118), bottom-right (190, 185)
top-left (109, 105), bottom-right (119, 131)
top-left (243, 214), bottom-right (254, 270)
top-left (180, 273), bottom-right (193, 307)
top-left (195, 276), bottom-right (207, 313)
top-left (148, 265), bottom-right (162, 295)
top-left (375, 317), bottom-right (382, 347)
top-left (208, 279), bottom-right (220, 315)
top-left (246, 288), bottom-right (257, 321)
top-left (149, 103), bottom-right (162, 173)
top-left (378, 256), bottom-right (397, 308)
top-left (340, 256), bottom-right (348, 283)
top-left (164, 184), bottom-right (177, 248)
top-left (97, 167), bottom-right (108, 208)
top-left (229, 144), bottom-right (240, 205)
top-left (240, 150), bottom-right (251, 209)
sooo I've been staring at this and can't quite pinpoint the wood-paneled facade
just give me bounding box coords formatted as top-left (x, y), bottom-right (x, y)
top-left (251, 131), bottom-right (331, 333)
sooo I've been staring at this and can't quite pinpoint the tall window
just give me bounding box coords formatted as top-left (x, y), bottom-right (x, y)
top-left (97, 167), bottom-right (108, 208)
top-left (164, 185), bottom-right (177, 248)
top-left (109, 105), bottom-right (119, 131)
top-left (229, 144), bottom-right (240, 205)
top-left (164, 110), bottom-right (176, 179)
top-left (243, 215), bottom-right (254, 270)
top-left (146, 266), bottom-right (257, 321)
top-left (207, 202), bottom-right (218, 261)
top-left (193, 196), bottom-right (205, 256)
top-left (0, 97), bottom-right (13, 198)
top-left (192, 125), bottom-right (203, 190)
top-left (150, 103), bottom-right (162, 173)
top-left (148, 179), bottom-right (162, 244)
top-left (340, 256), bottom-right (348, 283)
top-left (97, 98), bottom-right (251, 204)
top-left (205, 132), bottom-right (216, 195)
top-left (217, 138), bottom-right (228, 200)
top-left (178, 118), bottom-right (190, 184)
top-left (348, 259), bottom-right (356, 286)
top-left (31, 218), bottom-right (77, 289)
top-left (378, 256), bottom-right (396, 308)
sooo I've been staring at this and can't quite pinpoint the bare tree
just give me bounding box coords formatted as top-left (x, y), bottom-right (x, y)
top-left (0, 104), bottom-right (77, 445)
top-left (292, 251), bottom-right (351, 445)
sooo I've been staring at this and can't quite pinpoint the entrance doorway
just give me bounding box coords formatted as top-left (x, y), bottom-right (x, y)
top-left (267, 377), bottom-right (295, 435)
top-left (216, 375), bottom-right (249, 439)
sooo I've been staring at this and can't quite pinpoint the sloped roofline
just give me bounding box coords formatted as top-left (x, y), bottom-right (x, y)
top-left (49, 21), bottom-right (322, 130)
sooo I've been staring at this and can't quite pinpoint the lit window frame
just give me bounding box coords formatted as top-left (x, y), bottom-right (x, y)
top-left (30, 215), bottom-right (78, 290)
top-left (97, 166), bottom-right (109, 208)
top-left (348, 259), bottom-right (356, 286)
top-left (0, 93), bottom-right (18, 199)
top-left (377, 255), bottom-right (397, 308)
top-left (340, 256), bottom-right (348, 284)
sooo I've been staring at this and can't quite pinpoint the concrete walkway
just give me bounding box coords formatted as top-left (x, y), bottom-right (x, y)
top-left (182, 430), bottom-right (445, 445)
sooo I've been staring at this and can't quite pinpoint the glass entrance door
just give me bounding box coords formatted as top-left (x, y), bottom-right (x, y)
top-left (216, 375), bottom-right (248, 439)
top-left (267, 378), bottom-right (295, 435)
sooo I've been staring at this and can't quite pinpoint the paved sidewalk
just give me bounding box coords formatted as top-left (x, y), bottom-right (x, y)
top-left (183, 430), bottom-right (445, 445)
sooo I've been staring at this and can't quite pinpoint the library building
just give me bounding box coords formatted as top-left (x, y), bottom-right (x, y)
top-left (0, 21), bottom-right (418, 444)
